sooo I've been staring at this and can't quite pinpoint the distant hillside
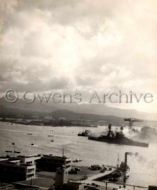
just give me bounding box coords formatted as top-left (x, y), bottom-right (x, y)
top-left (0, 98), bottom-right (157, 126)
top-left (51, 109), bottom-right (124, 125)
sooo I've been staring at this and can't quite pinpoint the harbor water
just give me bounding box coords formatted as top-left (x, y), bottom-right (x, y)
top-left (0, 122), bottom-right (157, 187)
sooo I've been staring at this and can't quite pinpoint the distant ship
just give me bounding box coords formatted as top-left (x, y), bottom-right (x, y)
top-left (78, 130), bottom-right (90, 137)
top-left (27, 133), bottom-right (32, 135)
top-left (88, 124), bottom-right (149, 148)
top-left (48, 135), bottom-right (53, 137)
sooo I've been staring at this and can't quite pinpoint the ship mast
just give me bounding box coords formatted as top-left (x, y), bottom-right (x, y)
top-left (123, 152), bottom-right (131, 185)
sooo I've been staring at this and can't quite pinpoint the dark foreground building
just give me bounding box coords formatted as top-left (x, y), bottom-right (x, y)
top-left (36, 155), bottom-right (71, 172)
top-left (0, 155), bottom-right (41, 182)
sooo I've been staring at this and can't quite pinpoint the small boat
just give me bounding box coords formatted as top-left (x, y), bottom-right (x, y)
top-left (78, 130), bottom-right (90, 137)
top-left (73, 158), bottom-right (82, 163)
top-left (27, 133), bottom-right (32, 135)
top-left (14, 151), bottom-right (21, 154)
top-left (48, 135), bottom-right (53, 137)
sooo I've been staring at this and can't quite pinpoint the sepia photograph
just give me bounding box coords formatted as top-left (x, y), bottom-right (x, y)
top-left (0, 1), bottom-right (157, 190)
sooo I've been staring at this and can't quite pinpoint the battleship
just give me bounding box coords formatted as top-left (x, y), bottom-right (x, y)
top-left (88, 124), bottom-right (149, 148)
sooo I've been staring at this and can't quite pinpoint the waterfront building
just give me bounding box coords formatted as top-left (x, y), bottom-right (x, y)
top-left (0, 155), bottom-right (41, 182)
top-left (36, 155), bottom-right (71, 172)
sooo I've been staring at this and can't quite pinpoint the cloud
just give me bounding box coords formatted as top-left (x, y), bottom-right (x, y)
top-left (0, 0), bottom-right (157, 112)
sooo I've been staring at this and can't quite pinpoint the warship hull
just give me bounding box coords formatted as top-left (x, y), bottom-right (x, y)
top-left (88, 136), bottom-right (149, 148)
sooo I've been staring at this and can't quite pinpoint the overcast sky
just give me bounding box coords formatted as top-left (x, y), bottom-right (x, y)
top-left (0, 0), bottom-right (157, 113)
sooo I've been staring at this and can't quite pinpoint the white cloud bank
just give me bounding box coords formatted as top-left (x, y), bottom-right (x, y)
top-left (0, 0), bottom-right (157, 113)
